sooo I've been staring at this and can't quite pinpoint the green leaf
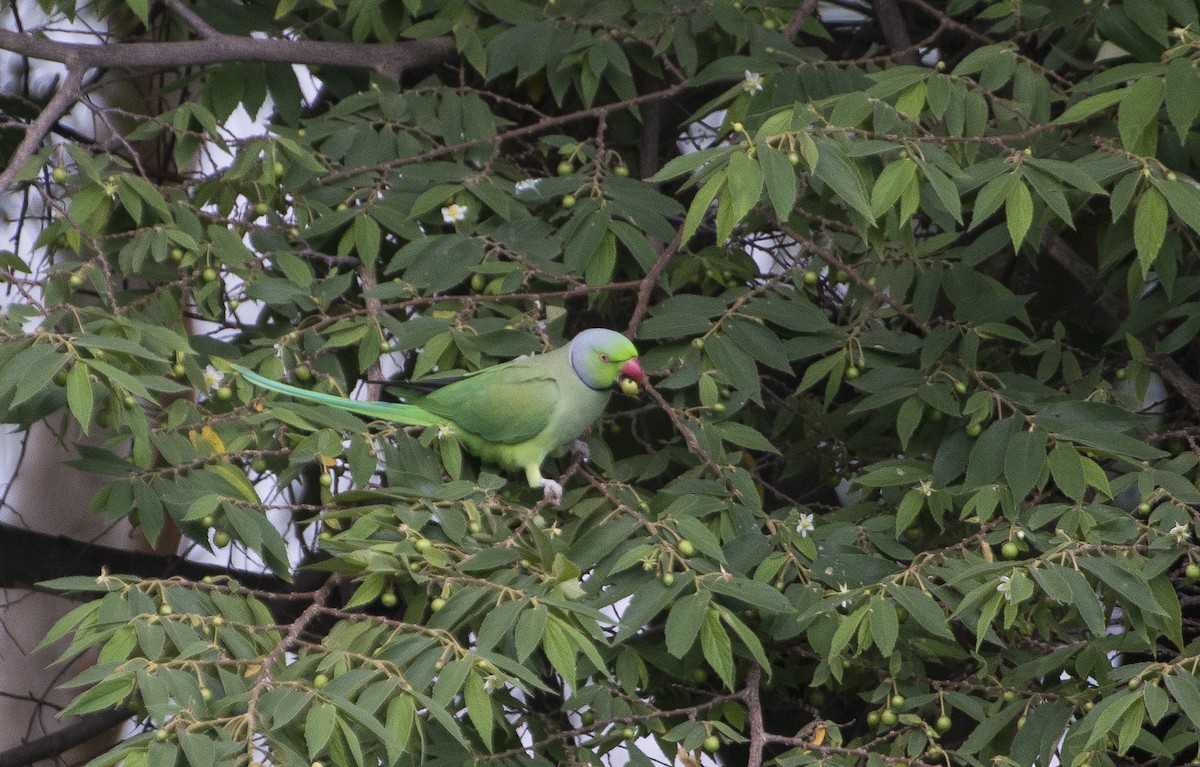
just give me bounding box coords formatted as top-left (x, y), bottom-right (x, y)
top-left (759, 143), bottom-right (797, 219)
top-left (66, 362), bottom-right (94, 434)
top-left (1046, 442), bottom-right (1086, 502)
top-left (1117, 75), bottom-right (1162, 152)
top-left (868, 595), bottom-right (898, 656)
top-left (666, 591), bottom-right (710, 657)
top-left (699, 608), bottom-right (735, 689)
top-left (1165, 56), bottom-right (1200, 140)
top-left (1052, 88), bottom-right (1125, 125)
top-left (725, 149), bottom-right (764, 230)
top-left (1003, 426), bottom-right (1047, 501)
top-left (870, 157), bottom-right (918, 219)
top-left (1004, 179), bottom-right (1033, 251)
top-left (1134, 186), bottom-right (1169, 276)
top-left (1164, 669), bottom-right (1200, 732)
top-left (463, 672), bottom-right (494, 749)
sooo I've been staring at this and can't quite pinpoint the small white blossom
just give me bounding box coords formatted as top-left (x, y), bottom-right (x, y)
top-left (441, 203), bottom-right (469, 224)
top-left (203, 366), bottom-right (224, 390)
top-left (437, 424), bottom-right (454, 440)
top-left (918, 479), bottom-right (934, 497)
top-left (514, 178), bottom-right (541, 194)
top-left (1170, 522), bottom-right (1190, 544)
top-left (837, 583), bottom-right (851, 610)
top-left (742, 70), bottom-right (764, 94)
top-left (997, 575), bottom-right (1013, 601)
top-left (797, 512), bottom-right (815, 538)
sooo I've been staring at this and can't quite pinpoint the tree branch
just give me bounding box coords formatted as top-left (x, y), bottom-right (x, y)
top-left (0, 66), bottom-right (84, 193)
top-left (0, 707), bottom-right (130, 767)
top-left (0, 29), bottom-right (454, 80)
top-left (0, 521), bottom-right (278, 592)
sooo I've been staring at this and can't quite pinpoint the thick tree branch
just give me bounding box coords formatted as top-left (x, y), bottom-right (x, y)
top-left (0, 707), bottom-right (130, 767)
top-left (0, 29), bottom-right (454, 79)
top-left (0, 66), bottom-right (84, 193)
top-left (0, 521), bottom-right (278, 592)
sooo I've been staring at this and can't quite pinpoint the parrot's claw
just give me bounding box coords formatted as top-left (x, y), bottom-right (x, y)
top-left (568, 439), bottom-right (591, 463)
top-left (540, 478), bottom-right (563, 506)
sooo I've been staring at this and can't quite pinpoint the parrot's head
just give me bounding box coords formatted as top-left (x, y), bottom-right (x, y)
top-left (570, 328), bottom-right (643, 392)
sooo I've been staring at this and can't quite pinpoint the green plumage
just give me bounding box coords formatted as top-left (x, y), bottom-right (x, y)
top-left (233, 329), bottom-right (642, 503)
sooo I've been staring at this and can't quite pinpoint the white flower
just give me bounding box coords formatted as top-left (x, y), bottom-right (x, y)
top-left (441, 204), bottom-right (468, 224)
top-left (997, 575), bottom-right (1013, 601)
top-left (437, 424), bottom-right (454, 440)
top-left (918, 479), bottom-right (934, 497)
top-left (1170, 522), bottom-right (1190, 544)
top-left (514, 178), bottom-right (541, 194)
top-left (837, 583), bottom-right (851, 610)
top-left (203, 366), bottom-right (224, 390)
top-left (742, 70), bottom-right (764, 94)
top-left (797, 512), bottom-right (815, 538)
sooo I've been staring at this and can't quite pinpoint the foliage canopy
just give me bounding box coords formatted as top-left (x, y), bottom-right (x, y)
top-left (4, 0), bottom-right (1200, 766)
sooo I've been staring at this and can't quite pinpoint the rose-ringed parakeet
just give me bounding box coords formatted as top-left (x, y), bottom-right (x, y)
top-left (232, 328), bottom-right (643, 504)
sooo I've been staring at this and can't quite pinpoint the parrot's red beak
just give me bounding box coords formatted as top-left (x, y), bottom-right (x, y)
top-left (619, 358), bottom-right (644, 384)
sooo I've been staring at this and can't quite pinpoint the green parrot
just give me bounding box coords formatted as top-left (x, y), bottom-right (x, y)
top-left (232, 328), bottom-right (643, 505)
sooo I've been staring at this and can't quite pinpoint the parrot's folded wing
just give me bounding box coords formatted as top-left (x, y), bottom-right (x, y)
top-left (417, 364), bottom-right (559, 444)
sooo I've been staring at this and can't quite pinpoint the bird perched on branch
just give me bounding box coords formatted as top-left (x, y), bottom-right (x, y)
top-left (233, 328), bottom-right (643, 505)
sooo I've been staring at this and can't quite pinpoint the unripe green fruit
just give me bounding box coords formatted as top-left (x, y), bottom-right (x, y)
top-left (380, 591), bottom-right (398, 607)
top-left (1002, 690), bottom-right (1016, 702)
top-left (216, 386), bottom-right (233, 401)
top-left (68, 273), bottom-right (83, 289)
top-left (622, 726), bottom-right (636, 739)
top-left (867, 711), bottom-right (881, 726)
top-left (966, 423), bottom-right (983, 437)
top-left (880, 709), bottom-right (898, 726)
top-left (1137, 501), bottom-right (1151, 515)
top-left (213, 530), bottom-right (231, 547)
top-left (318, 473), bottom-right (333, 488)
top-left (692, 338), bottom-right (704, 349)
top-left (124, 394), bottom-right (137, 407)
top-left (557, 161), bottom-right (573, 176)
top-left (254, 202), bottom-right (270, 216)
top-left (251, 458), bottom-right (267, 473)
top-left (159, 604), bottom-right (173, 615)
top-left (890, 694), bottom-right (905, 708)
top-left (936, 714), bottom-right (952, 732)
top-left (561, 194), bottom-right (577, 208)
top-left (1186, 563), bottom-right (1200, 579)
top-left (314, 673), bottom-right (330, 689)
top-left (200, 515), bottom-right (215, 528)
top-left (803, 270), bottom-right (818, 285)
top-left (52, 166), bottom-right (69, 183)
top-left (430, 597), bottom-right (446, 612)
top-left (202, 267), bottom-right (218, 283)
top-left (200, 687), bottom-right (213, 702)
top-left (470, 273), bottom-right (486, 292)
top-left (845, 366), bottom-right (860, 380)
top-left (954, 380), bottom-right (968, 395)
top-left (273, 161), bottom-right (285, 176)
top-left (414, 538), bottom-right (432, 552)
top-left (835, 270), bottom-right (850, 283)
top-left (614, 165), bottom-right (629, 177)
top-left (661, 572), bottom-right (675, 586)
top-left (1001, 541), bottom-right (1020, 559)
top-left (788, 151), bottom-right (801, 165)
top-left (677, 539), bottom-right (695, 557)
top-left (468, 521), bottom-right (481, 534)
top-left (703, 735), bottom-right (720, 752)
top-left (170, 248), bottom-right (184, 262)
top-left (582, 711), bottom-right (596, 726)
top-left (294, 365), bottom-right (312, 381)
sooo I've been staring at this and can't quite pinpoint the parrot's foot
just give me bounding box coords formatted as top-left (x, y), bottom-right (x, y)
top-left (568, 439), bottom-right (590, 463)
top-left (540, 478), bottom-right (563, 506)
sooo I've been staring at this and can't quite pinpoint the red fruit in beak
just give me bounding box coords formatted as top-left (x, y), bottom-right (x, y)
top-left (620, 357), bottom-right (644, 383)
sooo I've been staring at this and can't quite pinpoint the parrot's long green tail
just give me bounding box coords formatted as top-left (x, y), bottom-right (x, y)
top-left (232, 364), bottom-right (441, 427)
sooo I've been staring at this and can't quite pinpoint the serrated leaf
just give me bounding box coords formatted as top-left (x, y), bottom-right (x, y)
top-left (1134, 186), bottom-right (1168, 276)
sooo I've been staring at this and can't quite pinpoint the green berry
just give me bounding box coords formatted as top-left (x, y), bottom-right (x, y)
top-left (703, 735), bottom-right (721, 752)
top-left (380, 591), bottom-right (398, 607)
top-left (661, 572), bottom-right (675, 586)
top-left (158, 604), bottom-right (173, 615)
top-left (216, 386), bottom-right (233, 401)
top-left (294, 365), bottom-right (312, 382)
top-left (954, 380), bottom-right (968, 395)
top-left (414, 538), bottom-right (432, 552)
top-left (803, 270), bottom-right (818, 286)
top-left (622, 726), bottom-right (636, 739)
top-left (867, 711), bottom-right (881, 726)
top-left (67, 273), bottom-right (83, 289)
top-left (314, 673), bottom-right (329, 689)
top-left (561, 194), bottom-right (577, 208)
top-left (470, 273), bottom-right (486, 292)
top-left (614, 165), bottom-right (630, 177)
top-left (845, 366), bottom-right (860, 380)
top-left (557, 160), bottom-right (573, 175)
top-left (213, 530), bottom-right (231, 547)
top-left (318, 473), bottom-right (333, 488)
top-left (1137, 501), bottom-right (1151, 515)
top-left (1186, 563), bottom-right (1200, 579)
top-left (691, 337), bottom-right (705, 349)
top-left (936, 714), bottom-right (952, 732)
top-left (254, 202), bottom-right (270, 216)
top-left (52, 166), bottom-right (69, 183)
top-left (202, 267), bottom-right (218, 283)
top-left (677, 539), bottom-right (695, 557)
top-left (788, 151), bottom-right (801, 165)
top-left (1002, 690), bottom-right (1016, 702)
top-left (1001, 541), bottom-right (1020, 559)
top-left (890, 694), bottom-right (905, 708)
top-left (430, 597), bottom-right (446, 612)
top-left (880, 709), bottom-right (898, 726)
top-left (966, 423), bottom-right (983, 437)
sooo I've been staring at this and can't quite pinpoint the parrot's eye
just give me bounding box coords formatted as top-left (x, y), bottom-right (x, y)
top-left (599, 353), bottom-right (610, 363)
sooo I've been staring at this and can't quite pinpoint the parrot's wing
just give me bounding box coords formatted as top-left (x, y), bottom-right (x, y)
top-left (417, 362), bottom-right (559, 445)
